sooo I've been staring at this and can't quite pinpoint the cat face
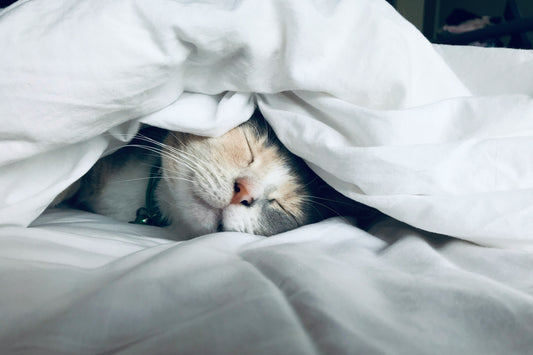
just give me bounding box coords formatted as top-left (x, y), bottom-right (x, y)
top-left (156, 113), bottom-right (318, 237)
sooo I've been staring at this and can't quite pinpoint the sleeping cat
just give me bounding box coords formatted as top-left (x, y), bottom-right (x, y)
top-left (57, 111), bottom-right (319, 237)
top-left (56, 111), bottom-right (380, 238)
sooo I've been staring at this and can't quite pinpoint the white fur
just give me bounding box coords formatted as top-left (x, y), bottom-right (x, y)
top-left (93, 160), bottom-right (150, 223)
top-left (262, 165), bottom-right (289, 190)
top-left (158, 149), bottom-right (292, 237)
top-left (83, 119), bottom-right (307, 238)
top-left (221, 204), bottom-right (260, 234)
top-left (157, 173), bottom-right (222, 236)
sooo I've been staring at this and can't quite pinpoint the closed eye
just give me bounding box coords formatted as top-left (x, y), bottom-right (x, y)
top-left (243, 132), bottom-right (254, 165)
top-left (269, 199), bottom-right (299, 224)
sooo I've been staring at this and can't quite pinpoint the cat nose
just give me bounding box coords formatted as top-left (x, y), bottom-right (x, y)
top-left (231, 179), bottom-right (254, 206)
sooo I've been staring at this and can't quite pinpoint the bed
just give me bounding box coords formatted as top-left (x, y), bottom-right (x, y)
top-left (1, 0), bottom-right (533, 353)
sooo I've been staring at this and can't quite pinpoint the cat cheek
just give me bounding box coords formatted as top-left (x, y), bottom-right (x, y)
top-left (182, 204), bottom-right (221, 236)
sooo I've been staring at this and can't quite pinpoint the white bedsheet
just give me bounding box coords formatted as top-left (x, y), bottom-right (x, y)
top-left (1, 0), bottom-right (532, 353)
top-left (1, 209), bottom-right (532, 354)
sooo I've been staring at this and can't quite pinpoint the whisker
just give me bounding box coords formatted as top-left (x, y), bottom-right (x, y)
top-left (145, 139), bottom-right (222, 191)
top-left (125, 143), bottom-right (206, 176)
top-left (109, 176), bottom-right (196, 185)
top-left (299, 197), bottom-right (351, 224)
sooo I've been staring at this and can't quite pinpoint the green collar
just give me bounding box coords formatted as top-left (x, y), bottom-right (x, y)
top-left (130, 164), bottom-right (169, 227)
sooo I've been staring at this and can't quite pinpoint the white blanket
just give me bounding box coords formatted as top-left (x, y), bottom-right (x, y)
top-left (1, 0), bottom-right (532, 353)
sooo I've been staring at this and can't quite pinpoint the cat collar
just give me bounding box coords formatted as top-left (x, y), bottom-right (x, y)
top-left (131, 164), bottom-right (169, 227)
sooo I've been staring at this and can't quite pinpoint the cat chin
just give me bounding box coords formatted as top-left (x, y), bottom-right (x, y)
top-left (220, 205), bottom-right (258, 234)
top-left (166, 201), bottom-right (259, 238)
top-left (162, 192), bottom-right (260, 237)
top-left (159, 175), bottom-right (258, 237)
top-left (165, 201), bottom-right (221, 239)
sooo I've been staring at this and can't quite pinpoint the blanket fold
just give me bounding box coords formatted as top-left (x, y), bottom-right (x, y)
top-left (2, 1), bottom-right (533, 353)
top-left (1, 0), bottom-right (532, 247)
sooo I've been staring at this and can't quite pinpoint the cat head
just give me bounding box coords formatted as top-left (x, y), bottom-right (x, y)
top-left (155, 111), bottom-right (324, 238)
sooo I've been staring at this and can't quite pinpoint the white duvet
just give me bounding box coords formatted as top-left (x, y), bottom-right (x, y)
top-left (1, 0), bottom-right (532, 353)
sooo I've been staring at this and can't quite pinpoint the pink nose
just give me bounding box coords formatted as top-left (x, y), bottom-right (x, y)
top-left (231, 179), bottom-right (254, 206)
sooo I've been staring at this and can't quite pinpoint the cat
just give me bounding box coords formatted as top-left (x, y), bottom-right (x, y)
top-left (56, 111), bottom-right (381, 239)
